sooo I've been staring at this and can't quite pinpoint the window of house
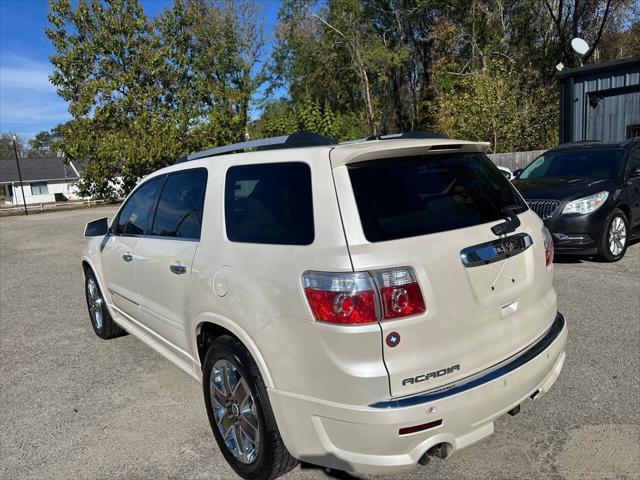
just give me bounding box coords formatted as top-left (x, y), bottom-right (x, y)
top-left (225, 162), bottom-right (314, 245)
top-left (31, 182), bottom-right (49, 195)
top-left (150, 169), bottom-right (207, 240)
top-left (627, 125), bottom-right (640, 139)
top-left (115, 177), bottom-right (163, 235)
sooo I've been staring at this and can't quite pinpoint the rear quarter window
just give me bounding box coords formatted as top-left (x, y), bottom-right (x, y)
top-left (348, 152), bottom-right (526, 242)
top-left (224, 162), bottom-right (314, 245)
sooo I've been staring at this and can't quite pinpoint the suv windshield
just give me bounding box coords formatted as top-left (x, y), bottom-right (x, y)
top-left (520, 148), bottom-right (624, 180)
top-left (348, 152), bottom-right (526, 242)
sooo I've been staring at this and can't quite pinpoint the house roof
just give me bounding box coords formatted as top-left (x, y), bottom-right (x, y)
top-left (0, 157), bottom-right (82, 184)
top-left (555, 56), bottom-right (640, 80)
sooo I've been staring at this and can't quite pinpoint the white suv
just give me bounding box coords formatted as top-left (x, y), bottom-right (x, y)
top-left (82, 133), bottom-right (567, 479)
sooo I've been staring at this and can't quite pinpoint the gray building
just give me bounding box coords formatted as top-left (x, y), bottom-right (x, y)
top-left (558, 56), bottom-right (640, 143)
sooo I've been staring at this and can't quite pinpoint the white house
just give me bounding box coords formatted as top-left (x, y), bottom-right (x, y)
top-left (0, 157), bottom-right (85, 205)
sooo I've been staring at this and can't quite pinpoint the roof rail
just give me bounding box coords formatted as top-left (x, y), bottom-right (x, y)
top-left (340, 130), bottom-right (445, 144)
top-left (175, 132), bottom-right (336, 164)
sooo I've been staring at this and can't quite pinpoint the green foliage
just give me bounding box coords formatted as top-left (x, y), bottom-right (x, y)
top-left (47, 0), bottom-right (265, 198)
top-left (436, 59), bottom-right (558, 153)
top-left (28, 124), bottom-right (64, 158)
top-left (44, 0), bottom-right (635, 194)
top-left (267, 0), bottom-right (633, 150)
top-left (250, 96), bottom-right (366, 141)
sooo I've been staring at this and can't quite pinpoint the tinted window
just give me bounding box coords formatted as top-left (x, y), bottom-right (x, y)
top-left (116, 177), bottom-right (162, 235)
top-left (225, 162), bottom-right (314, 245)
top-left (150, 170), bottom-right (207, 239)
top-left (520, 149), bottom-right (624, 180)
top-left (348, 153), bottom-right (526, 242)
top-left (628, 147), bottom-right (640, 172)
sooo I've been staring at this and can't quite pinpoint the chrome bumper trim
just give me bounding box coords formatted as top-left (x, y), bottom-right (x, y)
top-left (370, 312), bottom-right (566, 409)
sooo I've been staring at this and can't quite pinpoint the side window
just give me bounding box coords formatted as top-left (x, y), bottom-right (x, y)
top-left (628, 147), bottom-right (640, 173)
top-left (225, 162), bottom-right (314, 245)
top-left (115, 177), bottom-right (162, 235)
top-left (150, 170), bottom-right (207, 240)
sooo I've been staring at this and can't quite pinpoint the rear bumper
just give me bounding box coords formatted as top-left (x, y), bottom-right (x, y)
top-left (268, 312), bottom-right (567, 475)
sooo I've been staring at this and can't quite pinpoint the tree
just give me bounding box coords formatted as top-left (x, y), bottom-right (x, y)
top-left (436, 59), bottom-right (558, 153)
top-left (0, 133), bottom-right (27, 160)
top-left (28, 124), bottom-right (64, 158)
top-left (47, 0), bottom-right (266, 198)
top-left (250, 95), bottom-right (365, 141)
top-left (541, 0), bottom-right (630, 66)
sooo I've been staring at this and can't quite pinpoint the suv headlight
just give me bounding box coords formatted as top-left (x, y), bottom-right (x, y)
top-left (562, 191), bottom-right (609, 215)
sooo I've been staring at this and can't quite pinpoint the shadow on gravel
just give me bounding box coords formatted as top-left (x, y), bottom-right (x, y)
top-left (300, 463), bottom-right (364, 479)
top-left (554, 238), bottom-right (639, 264)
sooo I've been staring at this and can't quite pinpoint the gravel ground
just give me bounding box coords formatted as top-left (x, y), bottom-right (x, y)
top-left (1, 207), bottom-right (638, 480)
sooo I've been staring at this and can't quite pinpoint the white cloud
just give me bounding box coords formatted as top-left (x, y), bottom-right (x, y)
top-left (0, 55), bottom-right (70, 137)
top-left (0, 55), bottom-right (56, 92)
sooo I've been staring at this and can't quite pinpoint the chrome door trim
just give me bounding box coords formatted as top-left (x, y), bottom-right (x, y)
top-left (108, 288), bottom-right (139, 306)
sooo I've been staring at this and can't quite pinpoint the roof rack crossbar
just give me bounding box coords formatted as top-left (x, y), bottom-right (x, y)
top-left (176, 132), bottom-right (336, 164)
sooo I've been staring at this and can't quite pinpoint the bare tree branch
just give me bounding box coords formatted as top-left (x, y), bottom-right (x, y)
top-left (583, 0), bottom-right (613, 62)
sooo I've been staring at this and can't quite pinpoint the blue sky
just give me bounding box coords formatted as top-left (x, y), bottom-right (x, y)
top-left (0, 0), bottom-right (280, 139)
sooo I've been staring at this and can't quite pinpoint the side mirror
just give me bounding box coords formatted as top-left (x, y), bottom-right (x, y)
top-left (84, 217), bottom-right (109, 237)
top-left (513, 168), bottom-right (523, 179)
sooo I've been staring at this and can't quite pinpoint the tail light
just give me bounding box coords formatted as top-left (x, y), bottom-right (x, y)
top-left (372, 267), bottom-right (426, 320)
top-left (302, 267), bottom-right (426, 325)
top-left (542, 226), bottom-right (554, 267)
top-left (302, 272), bottom-right (378, 324)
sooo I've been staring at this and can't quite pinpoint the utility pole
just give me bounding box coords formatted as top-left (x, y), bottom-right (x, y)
top-left (12, 134), bottom-right (28, 215)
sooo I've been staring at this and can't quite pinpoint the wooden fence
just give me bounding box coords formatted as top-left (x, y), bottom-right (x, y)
top-left (487, 150), bottom-right (546, 171)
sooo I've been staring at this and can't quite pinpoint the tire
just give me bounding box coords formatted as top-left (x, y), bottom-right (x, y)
top-left (599, 209), bottom-right (629, 262)
top-left (84, 268), bottom-right (126, 339)
top-left (203, 335), bottom-right (298, 480)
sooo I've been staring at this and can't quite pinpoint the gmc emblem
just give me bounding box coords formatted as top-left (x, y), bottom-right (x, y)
top-left (495, 239), bottom-right (520, 255)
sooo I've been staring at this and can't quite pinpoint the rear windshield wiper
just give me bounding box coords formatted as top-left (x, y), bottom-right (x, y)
top-left (491, 205), bottom-right (522, 236)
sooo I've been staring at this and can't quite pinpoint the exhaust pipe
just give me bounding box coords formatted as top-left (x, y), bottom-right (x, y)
top-left (418, 443), bottom-right (453, 465)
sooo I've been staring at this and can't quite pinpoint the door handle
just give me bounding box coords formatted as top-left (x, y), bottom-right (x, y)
top-left (122, 253), bottom-right (133, 262)
top-left (170, 264), bottom-right (187, 275)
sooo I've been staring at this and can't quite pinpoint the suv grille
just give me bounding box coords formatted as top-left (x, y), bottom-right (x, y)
top-left (527, 200), bottom-right (560, 220)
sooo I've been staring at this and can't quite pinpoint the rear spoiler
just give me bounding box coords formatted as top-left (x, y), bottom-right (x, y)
top-left (329, 139), bottom-right (491, 168)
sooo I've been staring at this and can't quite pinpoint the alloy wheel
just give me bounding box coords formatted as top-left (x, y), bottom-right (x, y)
top-left (87, 277), bottom-right (104, 329)
top-left (210, 359), bottom-right (260, 464)
top-left (608, 216), bottom-right (627, 256)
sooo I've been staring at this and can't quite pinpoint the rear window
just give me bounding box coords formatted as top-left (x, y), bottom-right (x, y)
top-left (225, 162), bottom-right (314, 245)
top-left (348, 153), bottom-right (526, 242)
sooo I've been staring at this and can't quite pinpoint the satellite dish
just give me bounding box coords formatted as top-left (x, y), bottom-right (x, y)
top-left (571, 38), bottom-right (590, 56)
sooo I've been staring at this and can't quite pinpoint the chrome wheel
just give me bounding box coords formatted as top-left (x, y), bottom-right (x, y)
top-left (86, 277), bottom-right (104, 329)
top-left (210, 359), bottom-right (260, 464)
top-left (608, 216), bottom-right (627, 256)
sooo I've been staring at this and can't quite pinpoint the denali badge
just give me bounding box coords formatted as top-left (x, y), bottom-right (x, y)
top-left (402, 364), bottom-right (460, 386)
